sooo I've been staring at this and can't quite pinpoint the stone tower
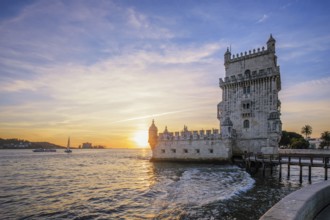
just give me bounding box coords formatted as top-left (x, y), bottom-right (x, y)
top-left (218, 35), bottom-right (282, 155)
top-left (148, 119), bottom-right (158, 149)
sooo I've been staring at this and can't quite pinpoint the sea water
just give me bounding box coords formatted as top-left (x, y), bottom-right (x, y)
top-left (0, 149), bottom-right (327, 219)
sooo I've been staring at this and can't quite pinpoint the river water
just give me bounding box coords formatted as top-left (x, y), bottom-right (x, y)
top-left (0, 149), bottom-right (327, 219)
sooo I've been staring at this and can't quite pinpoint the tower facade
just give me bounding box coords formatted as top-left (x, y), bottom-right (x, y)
top-left (218, 35), bottom-right (282, 155)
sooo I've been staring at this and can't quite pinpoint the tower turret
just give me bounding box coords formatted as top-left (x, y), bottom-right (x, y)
top-left (221, 117), bottom-right (233, 138)
top-left (148, 119), bottom-right (158, 149)
top-left (224, 47), bottom-right (231, 69)
top-left (267, 34), bottom-right (276, 53)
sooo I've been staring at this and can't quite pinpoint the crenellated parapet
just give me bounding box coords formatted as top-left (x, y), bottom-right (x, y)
top-left (158, 125), bottom-right (220, 141)
top-left (224, 34), bottom-right (276, 66)
top-left (220, 34), bottom-right (280, 90)
top-left (227, 46), bottom-right (270, 63)
top-left (219, 66), bottom-right (280, 88)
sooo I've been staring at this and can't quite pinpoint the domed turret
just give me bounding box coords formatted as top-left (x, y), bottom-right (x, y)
top-left (148, 119), bottom-right (158, 149)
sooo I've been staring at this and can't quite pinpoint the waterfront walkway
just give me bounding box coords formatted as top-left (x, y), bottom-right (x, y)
top-left (260, 178), bottom-right (330, 219)
top-left (243, 149), bottom-right (330, 183)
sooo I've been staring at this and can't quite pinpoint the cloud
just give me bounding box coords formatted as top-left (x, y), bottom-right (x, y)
top-left (280, 76), bottom-right (330, 136)
top-left (110, 109), bottom-right (193, 124)
top-left (0, 39), bottom-right (224, 140)
top-left (127, 7), bottom-right (148, 29)
top-left (257, 14), bottom-right (268, 23)
top-left (281, 76), bottom-right (330, 101)
top-left (0, 0), bottom-right (176, 70)
top-left (278, 34), bottom-right (330, 61)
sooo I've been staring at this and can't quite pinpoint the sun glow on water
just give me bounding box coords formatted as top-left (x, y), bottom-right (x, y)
top-left (133, 130), bottom-right (149, 148)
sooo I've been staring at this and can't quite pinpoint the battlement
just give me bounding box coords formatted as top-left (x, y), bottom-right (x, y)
top-left (158, 127), bottom-right (220, 141)
top-left (219, 66), bottom-right (280, 87)
top-left (224, 34), bottom-right (276, 66)
top-left (228, 46), bottom-right (270, 63)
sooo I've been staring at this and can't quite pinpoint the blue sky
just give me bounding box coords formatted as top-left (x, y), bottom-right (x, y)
top-left (0, 0), bottom-right (329, 147)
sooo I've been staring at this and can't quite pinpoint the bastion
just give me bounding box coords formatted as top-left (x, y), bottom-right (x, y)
top-left (149, 35), bottom-right (282, 162)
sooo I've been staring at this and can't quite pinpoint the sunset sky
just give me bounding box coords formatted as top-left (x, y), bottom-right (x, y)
top-left (1, 0), bottom-right (329, 148)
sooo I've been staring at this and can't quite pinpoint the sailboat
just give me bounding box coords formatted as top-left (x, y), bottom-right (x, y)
top-left (65, 137), bottom-right (72, 153)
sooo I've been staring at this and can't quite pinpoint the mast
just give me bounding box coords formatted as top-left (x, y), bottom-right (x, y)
top-left (67, 137), bottom-right (70, 149)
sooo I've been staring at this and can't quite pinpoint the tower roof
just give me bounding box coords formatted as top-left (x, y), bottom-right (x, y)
top-left (149, 119), bottom-right (158, 131)
top-left (225, 47), bottom-right (231, 55)
top-left (267, 34), bottom-right (275, 43)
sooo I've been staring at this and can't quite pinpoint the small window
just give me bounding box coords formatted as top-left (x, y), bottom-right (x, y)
top-left (161, 149), bottom-right (165, 153)
top-left (171, 149), bottom-right (176, 153)
top-left (242, 101), bottom-right (251, 110)
top-left (209, 149), bottom-right (214, 153)
top-left (267, 68), bottom-right (272, 74)
top-left (195, 149), bottom-right (200, 153)
top-left (243, 120), bottom-right (250, 128)
top-left (184, 149), bottom-right (188, 153)
top-left (243, 86), bottom-right (250, 94)
top-left (243, 103), bottom-right (250, 109)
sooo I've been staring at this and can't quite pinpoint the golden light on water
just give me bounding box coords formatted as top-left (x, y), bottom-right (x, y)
top-left (133, 130), bottom-right (149, 148)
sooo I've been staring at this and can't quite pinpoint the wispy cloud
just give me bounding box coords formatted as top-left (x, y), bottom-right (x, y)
top-left (257, 14), bottom-right (268, 23)
top-left (281, 76), bottom-right (330, 101)
top-left (281, 76), bottom-right (330, 135)
top-left (279, 34), bottom-right (330, 61)
top-left (110, 109), bottom-right (193, 124)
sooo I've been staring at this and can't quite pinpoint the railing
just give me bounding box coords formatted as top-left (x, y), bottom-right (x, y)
top-left (242, 149), bottom-right (330, 183)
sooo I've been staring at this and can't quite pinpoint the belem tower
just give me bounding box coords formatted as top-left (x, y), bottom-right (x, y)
top-left (148, 35), bottom-right (282, 162)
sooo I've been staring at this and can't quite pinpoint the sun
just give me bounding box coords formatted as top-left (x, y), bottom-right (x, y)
top-left (133, 130), bottom-right (149, 148)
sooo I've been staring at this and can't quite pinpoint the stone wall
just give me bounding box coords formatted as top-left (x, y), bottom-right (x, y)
top-left (260, 181), bottom-right (330, 220)
top-left (234, 138), bottom-right (279, 155)
top-left (152, 139), bottom-right (231, 162)
top-left (218, 35), bottom-right (282, 155)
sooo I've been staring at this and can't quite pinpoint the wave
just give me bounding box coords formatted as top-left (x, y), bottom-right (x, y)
top-left (151, 165), bottom-right (255, 208)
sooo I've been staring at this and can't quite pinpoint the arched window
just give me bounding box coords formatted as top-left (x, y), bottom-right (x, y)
top-left (243, 120), bottom-right (250, 128)
top-left (244, 70), bottom-right (251, 81)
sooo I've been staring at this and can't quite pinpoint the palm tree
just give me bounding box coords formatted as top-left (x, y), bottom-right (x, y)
top-left (301, 125), bottom-right (312, 139)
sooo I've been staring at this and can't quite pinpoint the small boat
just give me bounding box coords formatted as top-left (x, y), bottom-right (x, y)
top-left (33, 148), bottom-right (57, 152)
top-left (65, 137), bottom-right (72, 153)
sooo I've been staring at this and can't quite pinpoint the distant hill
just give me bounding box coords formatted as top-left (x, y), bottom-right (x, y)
top-left (0, 138), bottom-right (64, 149)
top-left (31, 142), bottom-right (65, 149)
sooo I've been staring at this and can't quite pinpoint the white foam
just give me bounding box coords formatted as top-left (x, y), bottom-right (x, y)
top-left (151, 166), bottom-right (255, 207)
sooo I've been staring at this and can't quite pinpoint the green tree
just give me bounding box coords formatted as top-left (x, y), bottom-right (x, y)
top-left (279, 131), bottom-right (291, 147)
top-left (320, 131), bottom-right (330, 149)
top-left (280, 131), bottom-right (305, 148)
top-left (290, 138), bottom-right (309, 149)
top-left (301, 125), bottom-right (312, 139)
